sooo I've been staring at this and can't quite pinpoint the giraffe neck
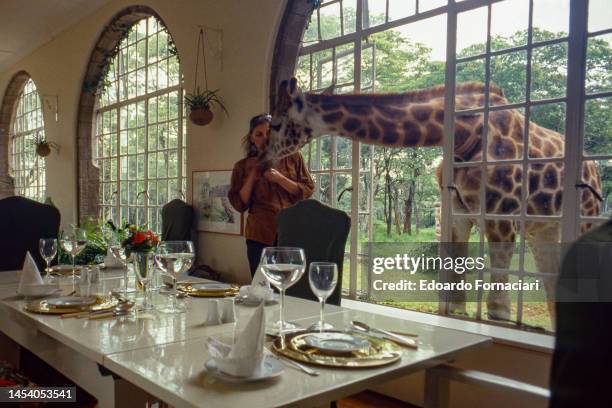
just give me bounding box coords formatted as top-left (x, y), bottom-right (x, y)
top-left (302, 92), bottom-right (446, 148)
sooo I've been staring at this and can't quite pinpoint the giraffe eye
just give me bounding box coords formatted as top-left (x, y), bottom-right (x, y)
top-left (270, 123), bottom-right (281, 132)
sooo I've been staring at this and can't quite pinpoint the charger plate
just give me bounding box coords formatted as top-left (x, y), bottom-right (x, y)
top-left (25, 295), bottom-right (119, 315)
top-left (176, 282), bottom-right (239, 298)
top-left (272, 330), bottom-right (402, 368)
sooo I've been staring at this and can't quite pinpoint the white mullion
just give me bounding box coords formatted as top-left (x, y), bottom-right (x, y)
top-left (349, 1), bottom-right (364, 300)
top-left (440, 0), bottom-right (458, 315)
top-left (562, 0), bottom-right (589, 242)
top-left (475, 2), bottom-right (493, 322)
top-left (516, 0), bottom-right (536, 327)
top-left (143, 19), bottom-right (150, 229)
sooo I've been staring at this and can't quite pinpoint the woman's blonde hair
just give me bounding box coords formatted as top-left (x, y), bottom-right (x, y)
top-left (242, 113), bottom-right (272, 157)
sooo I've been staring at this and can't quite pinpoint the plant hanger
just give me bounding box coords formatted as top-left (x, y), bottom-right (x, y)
top-left (194, 28), bottom-right (208, 94)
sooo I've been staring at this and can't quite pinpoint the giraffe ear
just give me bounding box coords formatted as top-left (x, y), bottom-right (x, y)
top-left (275, 80), bottom-right (291, 116)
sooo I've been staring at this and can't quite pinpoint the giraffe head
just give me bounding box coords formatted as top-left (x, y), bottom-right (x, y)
top-left (261, 78), bottom-right (321, 166)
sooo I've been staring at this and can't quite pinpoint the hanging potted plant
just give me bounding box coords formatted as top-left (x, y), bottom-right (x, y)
top-left (185, 88), bottom-right (228, 126)
top-left (29, 134), bottom-right (58, 158)
top-left (187, 28), bottom-right (229, 126)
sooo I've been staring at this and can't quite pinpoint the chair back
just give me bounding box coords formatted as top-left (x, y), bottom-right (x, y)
top-left (276, 199), bottom-right (350, 305)
top-left (0, 196), bottom-right (61, 271)
top-left (161, 199), bottom-right (195, 241)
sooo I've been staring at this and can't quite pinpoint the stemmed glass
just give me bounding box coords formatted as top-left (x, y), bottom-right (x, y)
top-left (260, 247), bottom-right (306, 333)
top-left (59, 228), bottom-right (88, 281)
top-left (308, 262), bottom-right (338, 332)
top-left (132, 252), bottom-right (155, 311)
top-left (110, 245), bottom-right (136, 294)
top-left (155, 241), bottom-right (195, 313)
top-left (39, 238), bottom-right (57, 282)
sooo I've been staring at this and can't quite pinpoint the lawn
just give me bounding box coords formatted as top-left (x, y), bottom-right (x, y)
top-left (342, 225), bottom-right (553, 332)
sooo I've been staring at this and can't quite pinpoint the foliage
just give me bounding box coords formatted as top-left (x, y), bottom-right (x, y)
top-left (184, 88), bottom-right (229, 115)
top-left (58, 218), bottom-right (109, 265)
top-left (300, 8), bottom-right (612, 230)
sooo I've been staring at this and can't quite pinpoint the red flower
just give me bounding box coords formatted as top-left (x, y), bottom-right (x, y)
top-left (132, 232), bottom-right (146, 245)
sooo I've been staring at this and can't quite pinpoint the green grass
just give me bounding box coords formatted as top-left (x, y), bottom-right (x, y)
top-left (343, 225), bottom-right (553, 332)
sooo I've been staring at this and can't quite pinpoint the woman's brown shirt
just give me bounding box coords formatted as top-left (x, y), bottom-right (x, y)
top-left (228, 153), bottom-right (314, 245)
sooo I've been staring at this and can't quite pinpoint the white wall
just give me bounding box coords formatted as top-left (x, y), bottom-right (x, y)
top-left (0, 0), bottom-right (285, 285)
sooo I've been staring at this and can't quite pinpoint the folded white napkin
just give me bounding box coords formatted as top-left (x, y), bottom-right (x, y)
top-left (18, 252), bottom-right (46, 295)
top-left (206, 302), bottom-right (265, 377)
top-left (239, 265), bottom-right (273, 302)
top-left (104, 248), bottom-right (124, 269)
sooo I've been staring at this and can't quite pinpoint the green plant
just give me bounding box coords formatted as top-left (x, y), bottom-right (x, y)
top-left (184, 88), bottom-right (229, 115)
top-left (58, 218), bottom-right (109, 265)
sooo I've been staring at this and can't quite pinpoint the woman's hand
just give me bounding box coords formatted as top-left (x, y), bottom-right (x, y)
top-left (263, 168), bottom-right (284, 184)
top-left (264, 168), bottom-right (301, 195)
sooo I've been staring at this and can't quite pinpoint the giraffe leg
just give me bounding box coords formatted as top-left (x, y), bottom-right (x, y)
top-left (445, 218), bottom-right (473, 315)
top-left (526, 223), bottom-right (561, 329)
top-left (485, 220), bottom-right (517, 321)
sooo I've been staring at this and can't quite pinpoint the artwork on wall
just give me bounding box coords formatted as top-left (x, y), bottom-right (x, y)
top-left (192, 170), bottom-right (242, 235)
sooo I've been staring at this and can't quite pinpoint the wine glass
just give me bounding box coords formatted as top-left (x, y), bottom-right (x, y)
top-left (308, 262), bottom-right (338, 332)
top-left (39, 238), bottom-right (57, 282)
top-left (59, 228), bottom-right (88, 281)
top-left (110, 245), bottom-right (136, 294)
top-left (154, 241), bottom-right (195, 313)
top-left (260, 247), bottom-right (306, 333)
top-left (132, 252), bottom-right (155, 311)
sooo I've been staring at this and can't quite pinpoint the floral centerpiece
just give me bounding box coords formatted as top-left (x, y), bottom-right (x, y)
top-left (121, 225), bottom-right (159, 256)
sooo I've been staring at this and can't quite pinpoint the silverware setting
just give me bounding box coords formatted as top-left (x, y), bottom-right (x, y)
top-left (265, 347), bottom-right (320, 376)
top-left (350, 320), bottom-right (418, 349)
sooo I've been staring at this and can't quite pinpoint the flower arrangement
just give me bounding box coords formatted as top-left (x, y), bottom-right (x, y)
top-left (120, 225), bottom-right (159, 255)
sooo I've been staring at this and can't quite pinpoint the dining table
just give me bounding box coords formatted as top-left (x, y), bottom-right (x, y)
top-left (0, 269), bottom-right (491, 407)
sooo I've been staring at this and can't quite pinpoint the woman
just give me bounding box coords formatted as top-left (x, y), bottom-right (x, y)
top-left (228, 113), bottom-right (314, 277)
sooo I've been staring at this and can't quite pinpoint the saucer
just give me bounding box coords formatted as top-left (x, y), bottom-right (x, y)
top-left (204, 355), bottom-right (284, 383)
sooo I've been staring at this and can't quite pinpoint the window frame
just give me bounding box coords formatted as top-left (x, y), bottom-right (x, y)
top-left (8, 78), bottom-right (46, 202)
top-left (92, 16), bottom-right (186, 232)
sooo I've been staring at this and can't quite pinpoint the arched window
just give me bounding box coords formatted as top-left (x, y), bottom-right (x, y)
top-left (93, 15), bottom-right (186, 233)
top-left (9, 78), bottom-right (46, 202)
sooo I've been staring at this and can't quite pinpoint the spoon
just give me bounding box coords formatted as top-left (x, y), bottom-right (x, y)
top-left (88, 302), bottom-right (134, 320)
top-left (350, 320), bottom-right (418, 349)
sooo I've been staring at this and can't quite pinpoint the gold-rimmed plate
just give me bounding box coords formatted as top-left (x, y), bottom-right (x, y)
top-left (272, 330), bottom-right (403, 368)
top-left (50, 265), bottom-right (83, 276)
top-left (25, 295), bottom-right (119, 315)
top-left (176, 282), bottom-right (239, 298)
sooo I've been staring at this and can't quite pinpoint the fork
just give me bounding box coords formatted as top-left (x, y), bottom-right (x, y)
top-left (265, 347), bottom-right (320, 376)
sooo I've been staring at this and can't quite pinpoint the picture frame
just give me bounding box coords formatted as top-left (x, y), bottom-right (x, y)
top-left (192, 170), bottom-right (243, 235)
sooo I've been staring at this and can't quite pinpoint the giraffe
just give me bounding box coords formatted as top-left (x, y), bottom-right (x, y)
top-left (264, 78), bottom-right (602, 323)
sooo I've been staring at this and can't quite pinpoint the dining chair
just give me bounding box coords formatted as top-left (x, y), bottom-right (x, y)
top-left (161, 199), bottom-right (195, 242)
top-left (0, 196), bottom-right (60, 272)
top-left (276, 199), bottom-right (351, 305)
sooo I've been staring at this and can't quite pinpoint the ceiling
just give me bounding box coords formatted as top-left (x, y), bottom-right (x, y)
top-left (0, 0), bottom-right (111, 72)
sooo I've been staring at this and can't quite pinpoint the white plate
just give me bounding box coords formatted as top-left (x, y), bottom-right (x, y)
top-left (303, 332), bottom-right (370, 353)
top-left (204, 356), bottom-right (284, 383)
top-left (191, 283), bottom-right (233, 292)
top-left (47, 296), bottom-right (97, 308)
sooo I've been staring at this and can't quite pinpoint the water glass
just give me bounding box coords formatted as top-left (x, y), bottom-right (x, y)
top-left (308, 262), bottom-right (338, 332)
top-left (260, 247), bottom-right (306, 333)
top-left (155, 241), bottom-right (195, 313)
top-left (132, 252), bottom-right (155, 311)
top-left (39, 238), bottom-right (57, 282)
top-left (59, 228), bottom-right (88, 281)
top-left (110, 245), bottom-right (136, 294)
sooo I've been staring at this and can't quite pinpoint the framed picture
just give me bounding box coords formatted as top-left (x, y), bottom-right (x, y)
top-left (192, 170), bottom-right (243, 235)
